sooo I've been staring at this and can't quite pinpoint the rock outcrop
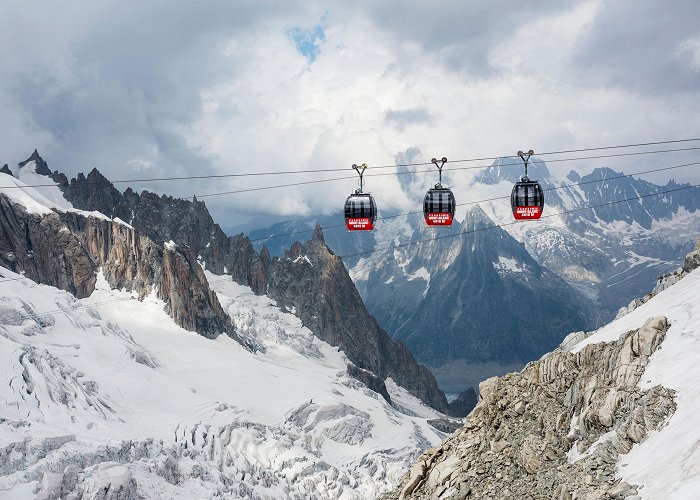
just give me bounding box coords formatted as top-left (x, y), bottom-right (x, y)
top-left (0, 194), bottom-right (97, 298)
top-left (266, 226), bottom-right (448, 412)
top-left (0, 193), bottom-right (235, 340)
top-left (386, 316), bottom-right (676, 499)
top-left (47, 165), bottom-right (264, 284)
top-left (19, 149), bottom-right (52, 176)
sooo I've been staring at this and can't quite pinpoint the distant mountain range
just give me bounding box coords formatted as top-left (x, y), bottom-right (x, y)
top-left (244, 152), bottom-right (700, 392)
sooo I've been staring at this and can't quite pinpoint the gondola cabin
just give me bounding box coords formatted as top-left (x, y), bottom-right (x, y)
top-left (345, 193), bottom-right (377, 231)
top-left (423, 187), bottom-right (456, 226)
top-left (511, 177), bottom-right (544, 220)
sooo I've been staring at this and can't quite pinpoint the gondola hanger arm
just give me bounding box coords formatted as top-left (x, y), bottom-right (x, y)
top-left (517, 149), bottom-right (534, 179)
top-left (431, 156), bottom-right (448, 186)
top-left (352, 163), bottom-right (368, 193)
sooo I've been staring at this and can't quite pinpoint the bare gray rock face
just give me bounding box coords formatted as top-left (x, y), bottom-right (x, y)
top-left (446, 388), bottom-right (477, 418)
top-left (20, 149), bottom-right (53, 176)
top-left (0, 195), bottom-right (97, 298)
top-left (0, 193), bottom-right (235, 341)
top-left (385, 316), bottom-right (676, 500)
top-left (47, 163), bottom-right (267, 292)
top-left (266, 227), bottom-right (448, 412)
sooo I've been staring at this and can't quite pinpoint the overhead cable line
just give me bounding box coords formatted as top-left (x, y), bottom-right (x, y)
top-left (3, 146), bottom-right (700, 197)
top-left (1, 158), bottom-right (698, 260)
top-left (1, 138), bottom-right (699, 190)
top-left (191, 146), bottom-right (700, 199)
top-left (249, 159), bottom-right (700, 242)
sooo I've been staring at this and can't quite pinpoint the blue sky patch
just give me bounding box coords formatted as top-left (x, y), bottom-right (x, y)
top-left (288, 24), bottom-right (325, 63)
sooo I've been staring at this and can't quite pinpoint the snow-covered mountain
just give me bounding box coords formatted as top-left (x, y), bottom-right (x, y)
top-left (0, 156), bottom-right (457, 499)
top-left (247, 152), bottom-right (700, 394)
top-left (350, 206), bottom-right (592, 368)
top-left (388, 239), bottom-right (700, 499)
top-left (479, 158), bottom-right (700, 315)
top-left (0, 151), bottom-right (448, 413)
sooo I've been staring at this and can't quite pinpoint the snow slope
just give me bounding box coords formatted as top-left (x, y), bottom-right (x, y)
top-left (569, 266), bottom-right (700, 499)
top-left (0, 167), bottom-right (128, 225)
top-left (0, 267), bottom-right (446, 499)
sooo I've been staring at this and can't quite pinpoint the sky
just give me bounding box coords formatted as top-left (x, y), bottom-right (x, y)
top-left (1, 0), bottom-right (699, 227)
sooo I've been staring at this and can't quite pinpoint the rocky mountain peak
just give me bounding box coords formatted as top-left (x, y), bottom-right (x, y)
top-left (476, 156), bottom-right (550, 185)
top-left (6, 154), bottom-right (448, 411)
top-left (584, 166), bottom-right (622, 181)
top-left (0, 164), bottom-right (12, 177)
top-left (566, 169), bottom-right (581, 182)
top-left (18, 149), bottom-right (52, 176)
top-left (86, 167), bottom-right (110, 183)
top-left (266, 226), bottom-right (448, 411)
top-left (61, 167), bottom-right (123, 219)
top-left (284, 241), bottom-right (304, 260)
top-left (463, 203), bottom-right (493, 228)
top-left (312, 223), bottom-right (325, 243)
top-left (0, 192), bottom-right (235, 341)
top-left (395, 147), bottom-right (423, 192)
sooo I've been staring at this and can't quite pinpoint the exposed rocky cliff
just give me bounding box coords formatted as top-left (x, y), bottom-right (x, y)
top-left (386, 316), bottom-right (675, 499)
top-left (0, 194), bottom-right (97, 298)
top-left (447, 388), bottom-right (477, 418)
top-left (267, 226), bottom-right (448, 411)
top-left (0, 192), bottom-right (235, 341)
top-left (47, 165), bottom-right (267, 290)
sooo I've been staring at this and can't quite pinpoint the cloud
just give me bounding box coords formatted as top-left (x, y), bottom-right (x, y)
top-left (573, 0), bottom-right (700, 95)
top-left (1, 1), bottom-right (699, 227)
top-left (357, 0), bottom-right (569, 76)
top-left (385, 108), bottom-right (432, 132)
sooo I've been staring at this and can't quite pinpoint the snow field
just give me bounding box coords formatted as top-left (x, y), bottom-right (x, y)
top-left (0, 266), bottom-right (446, 499)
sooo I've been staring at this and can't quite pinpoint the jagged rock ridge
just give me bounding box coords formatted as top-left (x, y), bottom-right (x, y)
top-left (0, 193), bottom-right (235, 341)
top-left (249, 155), bottom-right (700, 395)
top-left (386, 316), bottom-right (676, 499)
top-left (267, 227), bottom-right (447, 412)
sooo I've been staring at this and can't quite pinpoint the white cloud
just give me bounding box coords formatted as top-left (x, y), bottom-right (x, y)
top-left (1, 1), bottom-right (699, 226)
